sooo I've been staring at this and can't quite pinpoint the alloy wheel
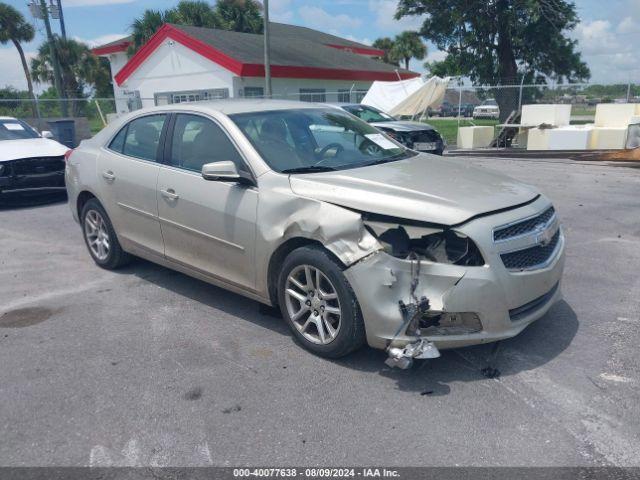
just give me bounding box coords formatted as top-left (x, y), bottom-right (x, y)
top-left (284, 264), bottom-right (342, 345)
top-left (84, 209), bottom-right (110, 261)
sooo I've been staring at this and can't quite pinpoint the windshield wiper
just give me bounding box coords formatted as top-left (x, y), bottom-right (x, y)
top-left (281, 165), bottom-right (337, 174)
top-left (361, 153), bottom-right (409, 167)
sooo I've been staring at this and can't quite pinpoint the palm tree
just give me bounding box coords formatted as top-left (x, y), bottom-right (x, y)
top-left (391, 31), bottom-right (427, 70)
top-left (0, 3), bottom-right (37, 116)
top-left (213, 0), bottom-right (263, 34)
top-left (130, 1), bottom-right (231, 53)
top-left (31, 38), bottom-right (110, 115)
top-left (130, 9), bottom-right (167, 52)
top-left (372, 37), bottom-right (399, 66)
top-left (170, 0), bottom-right (219, 27)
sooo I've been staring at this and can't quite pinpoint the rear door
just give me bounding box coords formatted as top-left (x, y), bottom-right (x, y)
top-left (97, 114), bottom-right (167, 255)
top-left (157, 113), bottom-right (258, 290)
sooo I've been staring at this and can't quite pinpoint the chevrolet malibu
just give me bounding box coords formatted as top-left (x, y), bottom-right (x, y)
top-left (66, 100), bottom-right (565, 366)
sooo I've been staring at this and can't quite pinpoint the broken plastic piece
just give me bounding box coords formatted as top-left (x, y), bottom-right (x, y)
top-left (385, 339), bottom-right (441, 369)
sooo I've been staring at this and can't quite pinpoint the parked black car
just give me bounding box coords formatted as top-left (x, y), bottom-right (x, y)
top-left (337, 104), bottom-right (445, 155)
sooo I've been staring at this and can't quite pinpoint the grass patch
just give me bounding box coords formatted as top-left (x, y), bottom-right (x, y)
top-left (421, 118), bottom-right (499, 145)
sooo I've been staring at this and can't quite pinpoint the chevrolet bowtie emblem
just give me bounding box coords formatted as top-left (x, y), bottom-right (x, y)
top-left (536, 224), bottom-right (556, 246)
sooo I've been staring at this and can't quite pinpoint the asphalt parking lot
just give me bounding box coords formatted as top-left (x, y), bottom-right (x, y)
top-left (1, 156), bottom-right (639, 467)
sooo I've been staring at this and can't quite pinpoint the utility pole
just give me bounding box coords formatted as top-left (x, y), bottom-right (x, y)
top-left (263, 0), bottom-right (272, 98)
top-left (56, 0), bottom-right (67, 39)
top-left (39, 0), bottom-right (67, 116)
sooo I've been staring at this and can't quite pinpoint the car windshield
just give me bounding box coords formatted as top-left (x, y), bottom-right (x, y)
top-left (230, 108), bottom-right (414, 173)
top-left (482, 99), bottom-right (498, 106)
top-left (0, 119), bottom-right (40, 141)
top-left (341, 104), bottom-right (395, 123)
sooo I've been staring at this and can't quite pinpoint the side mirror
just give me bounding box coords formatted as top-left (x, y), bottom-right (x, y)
top-left (201, 161), bottom-right (242, 182)
top-left (41, 130), bottom-right (54, 139)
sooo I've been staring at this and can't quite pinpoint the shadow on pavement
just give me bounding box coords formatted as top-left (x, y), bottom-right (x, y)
top-left (115, 257), bottom-right (578, 395)
top-left (338, 300), bottom-right (578, 395)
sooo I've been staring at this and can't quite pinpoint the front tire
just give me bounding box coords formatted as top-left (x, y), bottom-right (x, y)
top-left (81, 198), bottom-right (130, 270)
top-left (278, 246), bottom-right (366, 358)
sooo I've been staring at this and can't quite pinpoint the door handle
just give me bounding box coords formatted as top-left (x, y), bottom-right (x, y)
top-left (102, 170), bottom-right (115, 182)
top-left (161, 188), bottom-right (180, 200)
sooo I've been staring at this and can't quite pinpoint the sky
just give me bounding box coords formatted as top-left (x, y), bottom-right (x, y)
top-left (1, 0), bottom-right (639, 92)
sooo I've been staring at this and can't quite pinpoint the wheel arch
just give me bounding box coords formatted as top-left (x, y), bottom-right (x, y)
top-left (76, 190), bottom-right (98, 219)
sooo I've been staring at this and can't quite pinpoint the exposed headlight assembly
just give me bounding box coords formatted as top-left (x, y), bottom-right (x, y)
top-left (363, 217), bottom-right (484, 266)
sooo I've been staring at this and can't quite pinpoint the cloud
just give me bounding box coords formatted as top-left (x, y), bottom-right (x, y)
top-left (298, 6), bottom-right (362, 30)
top-left (0, 47), bottom-right (38, 91)
top-left (270, 0), bottom-right (294, 22)
top-left (62, 0), bottom-right (135, 6)
top-left (616, 16), bottom-right (636, 34)
top-left (572, 17), bottom-right (640, 82)
top-left (368, 0), bottom-right (423, 34)
top-left (345, 35), bottom-right (373, 46)
top-left (73, 33), bottom-right (128, 48)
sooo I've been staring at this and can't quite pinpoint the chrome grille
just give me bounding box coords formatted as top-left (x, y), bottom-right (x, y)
top-left (494, 206), bottom-right (555, 242)
top-left (501, 230), bottom-right (560, 271)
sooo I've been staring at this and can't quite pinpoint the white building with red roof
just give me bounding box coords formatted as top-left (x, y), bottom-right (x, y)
top-left (92, 22), bottom-right (418, 114)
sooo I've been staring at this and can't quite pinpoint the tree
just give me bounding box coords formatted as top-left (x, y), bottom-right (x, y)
top-left (372, 37), bottom-right (399, 66)
top-left (31, 38), bottom-right (112, 114)
top-left (391, 31), bottom-right (426, 70)
top-left (0, 3), bottom-right (37, 116)
top-left (131, 9), bottom-right (170, 52)
top-left (130, 0), bottom-right (263, 53)
top-left (213, 0), bottom-right (263, 34)
top-left (396, 0), bottom-right (590, 120)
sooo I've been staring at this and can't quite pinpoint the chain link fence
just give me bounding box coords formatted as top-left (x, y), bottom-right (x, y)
top-left (1, 83), bottom-right (638, 147)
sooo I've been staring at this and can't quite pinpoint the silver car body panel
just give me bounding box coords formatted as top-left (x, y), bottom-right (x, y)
top-left (66, 100), bottom-right (564, 351)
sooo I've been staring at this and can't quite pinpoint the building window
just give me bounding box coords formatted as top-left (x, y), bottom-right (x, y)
top-left (154, 88), bottom-right (229, 106)
top-left (299, 88), bottom-right (326, 102)
top-left (243, 87), bottom-right (264, 98)
top-left (354, 89), bottom-right (368, 103)
top-left (337, 89), bottom-right (351, 103)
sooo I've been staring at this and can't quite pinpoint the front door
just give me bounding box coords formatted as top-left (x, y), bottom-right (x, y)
top-left (157, 113), bottom-right (257, 290)
top-left (97, 114), bottom-right (167, 255)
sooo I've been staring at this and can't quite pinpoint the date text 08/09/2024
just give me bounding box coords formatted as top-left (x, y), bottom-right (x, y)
top-left (233, 468), bottom-right (400, 478)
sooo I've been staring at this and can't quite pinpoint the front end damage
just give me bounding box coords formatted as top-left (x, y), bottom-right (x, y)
top-left (343, 197), bottom-right (566, 369)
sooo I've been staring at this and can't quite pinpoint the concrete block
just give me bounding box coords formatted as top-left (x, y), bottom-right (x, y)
top-left (546, 125), bottom-right (593, 150)
top-left (589, 127), bottom-right (628, 150)
top-left (526, 128), bottom-right (549, 150)
top-left (594, 104), bottom-right (638, 127)
top-left (457, 126), bottom-right (494, 149)
top-left (521, 104), bottom-right (571, 126)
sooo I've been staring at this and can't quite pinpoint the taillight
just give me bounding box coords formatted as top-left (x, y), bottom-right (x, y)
top-left (64, 149), bottom-right (74, 162)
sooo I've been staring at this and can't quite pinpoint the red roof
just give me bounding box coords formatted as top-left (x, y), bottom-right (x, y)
top-left (106, 24), bottom-right (417, 86)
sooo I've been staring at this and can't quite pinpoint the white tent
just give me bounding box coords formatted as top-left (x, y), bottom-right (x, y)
top-left (361, 76), bottom-right (450, 117)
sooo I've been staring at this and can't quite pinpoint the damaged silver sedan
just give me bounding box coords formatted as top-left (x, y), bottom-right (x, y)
top-left (66, 100), bottom-right (565, 366)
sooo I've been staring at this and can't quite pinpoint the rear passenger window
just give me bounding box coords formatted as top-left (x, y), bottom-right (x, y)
top-left (108, 126), bottom-right (127, 153)
top-left (169, 114), bottom-right (246, 173)
top-left (120, 115), bottom-right (166, 161)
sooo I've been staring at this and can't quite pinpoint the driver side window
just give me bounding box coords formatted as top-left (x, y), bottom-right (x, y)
top-left (169, 114), bottom-right (246, 173)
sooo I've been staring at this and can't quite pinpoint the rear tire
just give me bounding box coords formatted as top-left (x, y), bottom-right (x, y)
top-left (81, 198), bottom-right (130, 270)
top-left (278, 245), bottom-right (366, 358)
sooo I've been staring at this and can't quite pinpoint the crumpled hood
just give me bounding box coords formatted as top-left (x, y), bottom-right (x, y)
top-left (289, 154), bottom-right (539, 225)
top-left (370, 120), bottom-right (435, 132)
top-left (0, 138), bottom-right (68, 162)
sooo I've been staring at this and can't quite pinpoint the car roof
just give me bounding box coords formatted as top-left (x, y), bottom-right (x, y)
top-left (130, 99), bottom-right (331, 116)
top-left (0, 116), bottom-right (18, 120)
